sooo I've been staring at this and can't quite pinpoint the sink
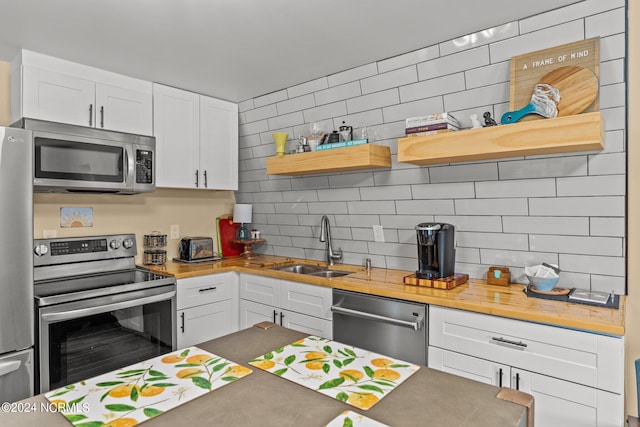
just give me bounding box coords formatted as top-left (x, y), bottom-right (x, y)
top-left (308, 270), bottom-right (352, 278)
top-left (270, 263), bottom-right (352, 277)
top-left (270, 264), bottom-right (325, 274)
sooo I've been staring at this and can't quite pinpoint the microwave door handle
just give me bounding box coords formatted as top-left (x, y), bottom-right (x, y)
top-left (125, 145), bottom-right (135, 186)
top-left (41, 290), bottom-right (176, 322)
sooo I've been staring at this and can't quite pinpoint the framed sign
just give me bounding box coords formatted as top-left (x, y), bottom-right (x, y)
top-left (508, 37), bottom-right (600, 121)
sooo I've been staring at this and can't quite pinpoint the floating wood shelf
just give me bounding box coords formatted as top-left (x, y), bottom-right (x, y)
top-left (397, 112), bottom-right (604, 166)
top-left (266, 143), bottom-right (391, 176)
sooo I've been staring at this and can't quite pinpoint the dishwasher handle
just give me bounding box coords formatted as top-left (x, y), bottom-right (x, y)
top-left (331, 305), bottom-right (424, 331)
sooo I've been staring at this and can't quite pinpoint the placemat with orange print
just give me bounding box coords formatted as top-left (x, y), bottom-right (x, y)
top-left (249, 335), bottom-right (420, 411)
top-left (44, 346), bottom-right (252, 427)
top-left (326, 410), bottom-right (390, 426)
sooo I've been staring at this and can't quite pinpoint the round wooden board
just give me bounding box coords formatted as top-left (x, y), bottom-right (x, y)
top-left (539, 65), bottom-right (598, 116)
top-left (528, 286), bottom-right (571, 296)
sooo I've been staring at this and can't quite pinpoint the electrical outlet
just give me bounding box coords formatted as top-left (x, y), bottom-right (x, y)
top-left (373, 225), bottom-right (385, 242)
top-left (170, 224), bottom-right (180, 239)
top-left (43, 229), bottom-right (57, 238)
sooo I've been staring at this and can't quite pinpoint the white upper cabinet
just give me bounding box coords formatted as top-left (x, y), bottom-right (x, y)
top-left (11, 50), bottom-right (153, 135)
top-left (153, 83), bottom-right (238, 190)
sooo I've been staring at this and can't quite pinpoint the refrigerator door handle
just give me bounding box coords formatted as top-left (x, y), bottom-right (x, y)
top-left (0, 360), bottom-right (21, 377)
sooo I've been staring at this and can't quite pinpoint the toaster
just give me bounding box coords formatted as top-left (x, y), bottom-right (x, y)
top-left (178, 237), bottom-right (216, 261)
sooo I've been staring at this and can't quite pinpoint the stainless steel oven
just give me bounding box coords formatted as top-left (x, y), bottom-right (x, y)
top-left (33, 234), bottom-right (176, 393)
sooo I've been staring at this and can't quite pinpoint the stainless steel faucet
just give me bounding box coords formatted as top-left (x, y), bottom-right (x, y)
top-left (319, 215), bottom-right (342, 266)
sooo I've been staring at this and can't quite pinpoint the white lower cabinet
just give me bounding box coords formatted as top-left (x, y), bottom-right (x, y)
top-left (428, 306), bottom-right (624, 427)
top-left (239, 274), bottom-right (332, 339)
top-left (176, 272), bottom-right (238, 348)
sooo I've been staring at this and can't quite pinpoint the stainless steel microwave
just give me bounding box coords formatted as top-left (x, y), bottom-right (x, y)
top-left (14, 118), bottom-right (155, 194)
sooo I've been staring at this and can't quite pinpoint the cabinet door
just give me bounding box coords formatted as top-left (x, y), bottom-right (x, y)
top-left (239, 299), bottom-right (279, 329)
top-left (428, 347), bottom-right (511, 387)
top-left (281, 310), bottom-right (332, 339)
top-left (177, 301), bottom-right (234, 348)
top-left (281, 280), bottom-right (332, 320)
top-left (152, 83), bottom-right (200, 188)
top-left (96, 83), bottom-right (152, 135)
top-left (239, 274), bottom-right (281, 306)
top-left (199, 95), bottom-right (238, 190)
top-left (21, 66), bottom-right (95, 127)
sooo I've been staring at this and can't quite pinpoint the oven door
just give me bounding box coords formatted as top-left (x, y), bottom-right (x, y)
top-left (37, 284), bottom-right (176, 393)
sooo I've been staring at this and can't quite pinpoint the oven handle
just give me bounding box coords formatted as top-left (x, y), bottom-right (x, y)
top-left (41, 290), bottom-right (176, 322)
top-left (331, 305), bottom-right (424, 331)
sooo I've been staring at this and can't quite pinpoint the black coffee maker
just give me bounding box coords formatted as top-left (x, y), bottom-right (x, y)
top-left (415, 223), bottom-right (455, 279)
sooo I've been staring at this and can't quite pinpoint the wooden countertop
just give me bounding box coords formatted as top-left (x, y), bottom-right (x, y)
top-left (145, 255), bottom-right (625, 336)
top-left (0, 326), bottom-right (527, 427)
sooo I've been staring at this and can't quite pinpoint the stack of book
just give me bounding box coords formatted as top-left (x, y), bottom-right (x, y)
top-left (405, 113), bottom-right (460, 137)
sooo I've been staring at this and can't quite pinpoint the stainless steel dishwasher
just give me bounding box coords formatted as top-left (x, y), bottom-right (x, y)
top-left (331, 289), bottom-right (427, 365)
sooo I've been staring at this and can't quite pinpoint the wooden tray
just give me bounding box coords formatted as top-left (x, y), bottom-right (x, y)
top-left (528, 286), bottom-right (571, 296)
top-left (403, 273), bottom-right (469, 289)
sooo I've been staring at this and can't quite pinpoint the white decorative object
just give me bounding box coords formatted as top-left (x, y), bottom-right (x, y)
top-left (470, 114), bottom-right (482, 129)
top-left (233, 204), bottom-right (253, 239)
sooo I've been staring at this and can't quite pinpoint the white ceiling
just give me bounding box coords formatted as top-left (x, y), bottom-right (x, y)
top-left (0, 0), bottom-right (580, 103)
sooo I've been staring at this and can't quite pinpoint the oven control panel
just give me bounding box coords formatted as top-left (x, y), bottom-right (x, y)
top-left (34, 234), bottom-right (137, 266)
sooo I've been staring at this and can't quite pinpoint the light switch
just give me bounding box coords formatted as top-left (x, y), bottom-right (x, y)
top-left (170, 224), bottom-right (180, 239)
top-left (373, 225), bottom-right (385, 242)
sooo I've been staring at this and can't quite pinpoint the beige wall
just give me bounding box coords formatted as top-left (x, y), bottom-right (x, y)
top-left (0, 61), bottom-right (10, 126)
top-left (627, 2), bottom-right (639, 416)
top-left (34, 189), bottom-right (236, 263)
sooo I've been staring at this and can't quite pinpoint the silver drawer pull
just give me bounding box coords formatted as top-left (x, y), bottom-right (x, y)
top-left (491, 336), bottom-right (528, 348)
top-left (199, 286), bottom-right (217, 292)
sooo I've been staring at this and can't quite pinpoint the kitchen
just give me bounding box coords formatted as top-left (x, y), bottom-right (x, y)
top-left (0, 0), bottom-right (636, 425)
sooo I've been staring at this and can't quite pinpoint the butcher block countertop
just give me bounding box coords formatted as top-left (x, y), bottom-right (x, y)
top-left (1, 326), bottom-right (528, 427)
top-left (147, 255), bottom-right (625, 336)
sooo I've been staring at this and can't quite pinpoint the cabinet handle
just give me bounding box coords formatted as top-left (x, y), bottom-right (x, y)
top-left (89, 104), bottom-right (93, 126)
top-left (100, 106), bottom-right (104, 128)
top-left (195, 170), bottom-right (199, 188)
top-left (498, 368), bottom-right (503, 387)
top-left (203, 170), bottom-right (208, 188)
top-left (491, 336), bottom-right (527, 348)
top-left (515, 372), bottom-right (520, 390)
top-left (180, 312), bottom-right (185, 333)
top-left (273, 310), bottom-right (277, 323)
top-left (279, 311), bottom-right (284, 326)
top-left (198, 286), bottom-right (217, 293)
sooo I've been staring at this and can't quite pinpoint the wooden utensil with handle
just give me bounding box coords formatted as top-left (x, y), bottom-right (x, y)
top-left (502, 65), bottom-right (598, 124)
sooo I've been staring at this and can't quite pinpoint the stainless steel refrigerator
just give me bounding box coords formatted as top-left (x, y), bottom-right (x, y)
top-left (0, 126), bottom-right (34, 402)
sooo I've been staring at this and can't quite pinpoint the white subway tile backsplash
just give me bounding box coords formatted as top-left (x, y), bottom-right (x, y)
top-left (491, 20), bottom-right (584, 64)
top-left (347, 89), bottom-right (400, 114)
top-left (440, 23), bottom-right (519, 56)
top-left (585, 7), bottom-right (625, 38)
top-left (328, 63), bottom-right (378, 87)
top-left (395, 199), bottom-right (455, 215)
top-left (465, 61), bottom-right (511, 89)
top-left (430, 163), bottom-right (499, 183)
top-left (317, 188), bottom-right (361, 202)
top-left (476, 178), bottom-right (556, 198)
top-left (361, 185), bottom-right (412, 200)
top-left (361, 66), bottom-right (417, 95)
top-left (238, 99), bottom-right (254, 113)
top-left (444, 82), bottom-right (510, 111)
top-left (400, 73), bottom-right (466, 103)
top-left (557, 175), bottom-right (625, 196)
top-left (254, 90), bottom-right (288, 108)
top-left (455, 198), bottom-right (529, 216)
top-left (591, 217), bottom-right (625, 237)
top-left (499, 156), bottom-right (587, 179)
top-left (288, 77), bottom-right (329, 98)
top-left (503, 216), bottom-right (589, 235)
top-left (382, 97), bottom-right (445, 123)
top-left (458, 231), bottom-right (528, 250)
top-left (412, 182), bottom-right (475, 199)
top-left (378, 45), bottom-right (440, 73)
top-left (235, 4), bottom-right (627, 288)
top-left (314, 82), bottom-right (362, 106)
top-left (417, 46), bottom-right (490, 81)
top-left (588, 153), bottom-right (626, 176)
top-left (530, 234), bottom-right (623, 256)
top-left (530, 196), bottom-right (625, 217)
